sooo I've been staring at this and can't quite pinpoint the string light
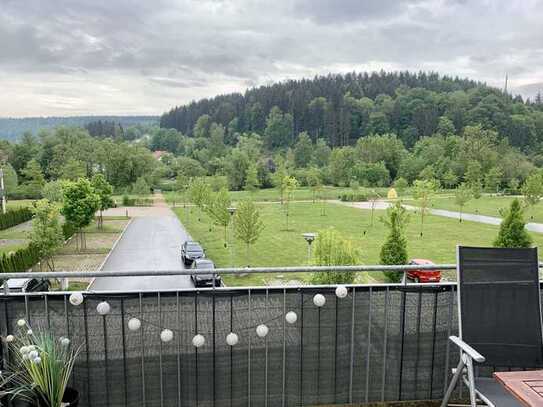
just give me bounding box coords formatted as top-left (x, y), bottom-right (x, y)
top-left (256, 324), bottom-right (269, 338)
top-left (313, 294), bottom-right (326, 307)
top-left (192, 334), bottom-right (205, 348)
top-left (96, 301), bottom-right (111, 315)
top-left (69, 292), bottom-right (84, 306)
top-left (226, 332), bottom-right (239, 346)
top-left (128, 318), bottom-right (141, 331)
top-left (285, 311), bottom-right (297, 324)
top-left (335, 285), bottom-right (348, 298)
top-left (87, 287), bottom-right (345, 346)
top-left (160, 329), bottom-right (174, 342)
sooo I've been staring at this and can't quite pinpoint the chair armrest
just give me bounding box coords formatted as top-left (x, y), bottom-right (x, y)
top-left (449, 336), bottom-right (485, 363)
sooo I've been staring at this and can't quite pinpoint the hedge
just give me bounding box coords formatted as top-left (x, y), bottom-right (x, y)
top-left (122, 195), bottom-right (154, 206)
top-left (0, 243), bottom-right (41, 273)
top-left (0, 207), bottom-right (33, 230)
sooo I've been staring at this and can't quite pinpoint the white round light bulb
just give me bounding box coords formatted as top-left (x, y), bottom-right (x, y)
top-left (256, 324), bottom-right (269, 338)
top-left (69, 292), bottom-right (84, 306)
top-left (335, 285), bottom-right (348, 298)
top-left (192, 334), bottom-right (205, 348)
top-left (226, 332), bottom-right (239, 346)
top-left (96, 301), bottom-right (111, 315)
top-left (285, 311), bottom-right (298, 324)
top-left (160, 329), bottom-right (174, 342)
top-left (313, 294), bottom-right (326, 307)
top-left (128, 318), bottom-right (141, 331)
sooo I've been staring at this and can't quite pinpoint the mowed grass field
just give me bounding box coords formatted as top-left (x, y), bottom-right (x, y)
top-left (165, 186), bottom-right (409, 204)
top-left (173, 201), bottom-right (543, 286)
top-left (405, 195), bottom-right (543, 223)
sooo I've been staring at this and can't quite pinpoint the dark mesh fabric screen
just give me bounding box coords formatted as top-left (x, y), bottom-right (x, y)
top-left (458, 246), bottom-right (543, 367)
top-left (1, 285), bottom-right (458, 407)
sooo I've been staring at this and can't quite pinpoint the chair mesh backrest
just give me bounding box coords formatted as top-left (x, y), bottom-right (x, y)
top-left (458, 246), bottom-right (543, 367)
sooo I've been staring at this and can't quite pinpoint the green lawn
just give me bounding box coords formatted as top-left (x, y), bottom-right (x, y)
top-left (165, 186), bottom-right (412, 205)
top-left (173, 201), bottom-right (543, 286)
top-left (405, 195), bottom-right (543, 223)
top-left (6, 199), bottom-right (35, 209)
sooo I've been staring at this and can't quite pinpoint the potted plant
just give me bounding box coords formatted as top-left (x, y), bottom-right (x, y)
top-left (0, 319), bottom-right (80, 406)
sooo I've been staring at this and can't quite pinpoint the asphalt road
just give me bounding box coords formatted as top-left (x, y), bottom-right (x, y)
top-left (88, 215), bottom-right (195, 291)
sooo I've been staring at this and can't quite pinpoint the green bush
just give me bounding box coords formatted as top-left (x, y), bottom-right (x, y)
top-left (121, 195), bottom-right (153, 206)
top-left (0, 243), bottom-right (41, 273)
top-left (0, 207), bottom-right (33, 230)
top-left (62, 222), bottom-right (78, 241)
top-left (339, 193), bottom-right (369, 202)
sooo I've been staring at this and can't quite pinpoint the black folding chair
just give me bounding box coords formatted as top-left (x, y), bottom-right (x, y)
top-left (441, 246), bottom-right (543, 407)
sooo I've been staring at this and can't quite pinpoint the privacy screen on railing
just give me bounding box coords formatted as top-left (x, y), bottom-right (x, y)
top-left (1, 285), bottom-right (459, 407)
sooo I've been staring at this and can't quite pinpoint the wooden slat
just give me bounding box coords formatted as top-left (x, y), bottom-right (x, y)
top-left (494, 370), bottom-right (543, 407)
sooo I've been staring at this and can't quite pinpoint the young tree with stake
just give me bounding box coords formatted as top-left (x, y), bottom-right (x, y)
top-left (234, 200), bottom-right (264, 266)
top-left (454, 183), bottom-right (472, 223)
top-left (29, 199), bottom-right (64, 271)
top-left (412, 179), bottom-right (437, 237)
top-left (379, 201), bottom-right (409, 282)
top-left (205, 188), bottom-right (232, 247)
top-left (91, 173), bottom-right (114, 229)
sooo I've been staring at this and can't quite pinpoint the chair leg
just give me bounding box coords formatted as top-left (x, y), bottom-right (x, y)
top-left (441, 358), bottom-right (465, 407)
top-left (465, 356), bottom-right (477, 407)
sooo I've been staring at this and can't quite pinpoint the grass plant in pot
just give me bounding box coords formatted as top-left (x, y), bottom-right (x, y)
top-left (0, 319), bottom-right (81, 406)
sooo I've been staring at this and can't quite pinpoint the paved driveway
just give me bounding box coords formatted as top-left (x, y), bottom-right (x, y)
top-left (88, 214), bottom-right (194, 291)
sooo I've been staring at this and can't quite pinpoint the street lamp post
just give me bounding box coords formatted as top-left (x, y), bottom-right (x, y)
top-left (302, 233), bottom-right (317, 263)
top-left (228, 207), bottom-right (237, 266)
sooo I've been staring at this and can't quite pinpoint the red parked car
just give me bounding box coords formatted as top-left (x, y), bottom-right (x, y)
top-left (407, 259), bottom-right (441, 283)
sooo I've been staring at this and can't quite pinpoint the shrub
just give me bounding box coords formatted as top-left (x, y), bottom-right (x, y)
top-left (494, 199), bottom-right (532, 248)
top-left (339, 193), bottom-right (368, 202)
top-left (0, 243), bottom-right (41, 273)
top-left (310, 228), bottom-right (360, 284)
top-left (380, 202), bottom-right (410, 282)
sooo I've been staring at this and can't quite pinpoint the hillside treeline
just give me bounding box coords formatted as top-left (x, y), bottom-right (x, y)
top-left (160, 71), bottom-right (543, 151)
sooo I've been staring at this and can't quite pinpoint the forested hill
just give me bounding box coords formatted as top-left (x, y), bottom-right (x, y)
top-left (160, 71), bottom-right (543, 151)
top-left (0, 115), bottom-right (159, 141)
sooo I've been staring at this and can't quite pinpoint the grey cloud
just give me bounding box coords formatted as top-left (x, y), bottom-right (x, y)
top-left (0, 0), bottom-right (541, 116)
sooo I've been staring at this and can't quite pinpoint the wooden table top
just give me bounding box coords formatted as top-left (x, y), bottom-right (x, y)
top-left (494, 370), bottom-right (543, 407)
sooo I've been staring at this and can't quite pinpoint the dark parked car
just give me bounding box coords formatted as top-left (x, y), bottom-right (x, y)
top-left (181, 241), bottom-right (205, 265)
top-left (190, 259), bottom-right (221, 287)
top-left (407, 259), bottom-right (441, 283)
top-left (0, 278), bottom-right (50, 293)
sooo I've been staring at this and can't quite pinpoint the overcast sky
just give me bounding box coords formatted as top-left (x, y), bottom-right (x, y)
top-left (1, 0), bottom-right (542, 117)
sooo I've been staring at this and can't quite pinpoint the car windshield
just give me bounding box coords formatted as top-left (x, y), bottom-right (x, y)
top-left (187, 244), bottom-right (201, 251)
top-left (197, 262), bottom-right (214, 269)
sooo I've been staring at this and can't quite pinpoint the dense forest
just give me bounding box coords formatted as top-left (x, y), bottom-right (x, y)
top-left (161, 71), bottom-right (543, 150)
top-left (154, 71), bottom-right (543, 192)
top-left (0, 116), bottom-right (158, 141)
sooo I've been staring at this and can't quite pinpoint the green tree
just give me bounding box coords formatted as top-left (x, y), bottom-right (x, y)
top-left (29, 199), bottom-right (64, 271)
top-left (59, 158), bottom-right (86, 181)
top-left (393, 177), bottom-right (408, 195)
top-left (293, 132), bottom-right (313, 167)
top-left (521, 171), bottom-right (543, 219)
top-left (282, 176), bottom-right (298, 231)
top-left (244, 162), bottom-right (260, 193)
top-left (454, 183), bottom-right (472, 223)
top-left (412, 179), bottom-right (437, 236)
top-left (310, 228), bottom-right (360, 284)
top-left (1, 163), bottom-right (18, 197)
top-left (61, 178), bottom-right (100, 250)
top-left (306, 167), bottom-right (322, 203)
top-left (494, 199), bottom-right (532, 248)
top-left (484, 167), bottom-right (502, 193)
top-left (91, 173), bottom-right (114, 229)
top-left (206, 189), bottom-right (232, 246)
top-left (234, 200), bottom-right (264, 266)
top-left (264, 106), bottom-right (293, 149)
top-left (131, 177), bottom-right (150, 195)
top-left (272, 162), bottom-right (288, 204)
top-left (380, 201), bottom-right (409, 282)
top-left (21, 159), bottom-right (45, 196)
top-left (41, 180), bottom-right (64, 203)
top-left (188, 178), bottom-right (211, 221)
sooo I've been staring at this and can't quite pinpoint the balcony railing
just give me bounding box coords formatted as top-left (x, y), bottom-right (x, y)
top-left (0, 264), bottom-right (528, 407)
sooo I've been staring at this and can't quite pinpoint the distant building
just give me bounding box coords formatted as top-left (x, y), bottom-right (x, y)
top-left (153, 150), bottom-right (168, 161)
